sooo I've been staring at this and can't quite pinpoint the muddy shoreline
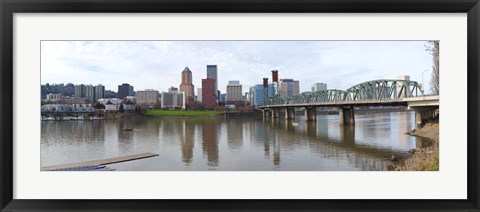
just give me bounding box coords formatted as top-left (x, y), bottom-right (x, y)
top-left (386, 119), bottom-right (439, 171)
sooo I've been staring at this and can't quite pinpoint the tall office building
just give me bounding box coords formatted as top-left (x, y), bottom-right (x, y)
top-left (95, 84), bottom-right (105, 101)
top-left (202, 78), bottom-right (217, 108)
top-left (74, 84), bottom-right (85, 99)
top-left (311, 83), bottom-right (327, 92)
top-left (118, 83), bottom-right (134, 99)
top-left (252, 84), bottom-right (275, 106)
top-left (278, 79), bottom-right (300, 97)
top-left (206, 65), bottom-right (218, 97)
top-left (136, 89), bottom-right (160, 105)
top-left (226, 80), bottom-right (243, 102)
top-left (179, 66), bottom-right (195, 107)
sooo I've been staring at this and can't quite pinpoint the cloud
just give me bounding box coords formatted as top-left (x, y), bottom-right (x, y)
top-left (41, 41), bottom-right (433, 94)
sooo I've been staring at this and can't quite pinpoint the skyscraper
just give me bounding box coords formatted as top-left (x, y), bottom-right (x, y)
top-left (179, 66), bottom-right (195, 107)
top-left (118, 83), bottom-right (134, 99)
top-left (202, 78), bottom-right (217, 108)
top-left (278, 79), bottom-right (300, 97)
top-left (206, 65), bottom-right (218, 97)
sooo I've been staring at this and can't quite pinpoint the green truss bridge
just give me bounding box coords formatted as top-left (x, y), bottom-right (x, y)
top-left (256, 79), bottom-right (439, 128)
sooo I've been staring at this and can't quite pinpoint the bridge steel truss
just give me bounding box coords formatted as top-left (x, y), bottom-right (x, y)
top-left (258, 79), bottom-right (425, 124)
top-left (259, 79), bottom-right (423, 107)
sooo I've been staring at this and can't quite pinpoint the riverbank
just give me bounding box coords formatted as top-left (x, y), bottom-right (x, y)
top-left (386, 119), bottom-right (439, 171)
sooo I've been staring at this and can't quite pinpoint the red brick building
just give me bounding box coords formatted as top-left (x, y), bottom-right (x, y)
top-left (202, 78), bottom-right (217, 108)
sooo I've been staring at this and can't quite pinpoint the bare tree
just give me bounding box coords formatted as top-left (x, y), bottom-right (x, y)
top-left (425, 41), bottom-right (439, 95)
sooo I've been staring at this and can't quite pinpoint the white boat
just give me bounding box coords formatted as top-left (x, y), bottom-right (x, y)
top-left (292, 122), bottom-right (299, 126)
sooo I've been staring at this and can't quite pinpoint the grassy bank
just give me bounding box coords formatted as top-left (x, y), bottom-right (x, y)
top-left (144, 110), bottom-right (224, 116)
top-left (386, 119), bottom-right (439, 171)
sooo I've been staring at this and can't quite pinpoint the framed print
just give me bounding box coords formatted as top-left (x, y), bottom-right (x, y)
top-left (1, 0), bottom-right (479, 211)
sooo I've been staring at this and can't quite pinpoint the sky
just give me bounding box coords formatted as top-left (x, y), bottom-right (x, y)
top-left (41, 41), bottom-right (435, 95)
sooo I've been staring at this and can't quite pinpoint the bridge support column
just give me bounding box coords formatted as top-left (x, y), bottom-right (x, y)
top-left (285, 107), bottom-right (295, 120)
top-left (272, 108), bottom-right (280, 118)
top-left (339, 107), bottom-right (355, 125)
top-left (262, 110), bottom-right (271, 118)
top-left (412, 106), bottom-right (438, 129)
top-left (304, 107), bottom-right (316, 122)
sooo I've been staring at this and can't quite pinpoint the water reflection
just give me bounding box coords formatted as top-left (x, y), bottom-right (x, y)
top-left (41, 111), bottom-right (424, 171)
top-left (202, 120), bottom-right (219, 167)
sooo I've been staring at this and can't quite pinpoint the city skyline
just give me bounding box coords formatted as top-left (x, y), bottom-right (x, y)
top-left (41, 41), bottom-right (435, 94)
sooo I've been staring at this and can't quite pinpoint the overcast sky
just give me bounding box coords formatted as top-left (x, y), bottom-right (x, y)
top-left (41, 41), bottom-right (435, 94)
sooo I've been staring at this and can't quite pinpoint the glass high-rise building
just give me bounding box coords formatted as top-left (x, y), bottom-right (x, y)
top-left (206, 65), bottom-right (218, 97)
top-left (118, 83), bottom-right (134, 99)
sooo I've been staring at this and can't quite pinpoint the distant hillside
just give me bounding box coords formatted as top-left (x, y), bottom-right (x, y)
top-left (41, 83), bottom-right (117, 99)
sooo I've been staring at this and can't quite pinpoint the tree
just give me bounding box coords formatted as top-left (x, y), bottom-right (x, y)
top-left (119, 104), bottom-right (124, 113)
top-left (425, 41), bottom-right (439, 95)
top-left (93, 102), bottom-right (105, 109)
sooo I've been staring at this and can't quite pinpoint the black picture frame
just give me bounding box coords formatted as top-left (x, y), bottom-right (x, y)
top-left (1, 0), bottom-right (479, 211)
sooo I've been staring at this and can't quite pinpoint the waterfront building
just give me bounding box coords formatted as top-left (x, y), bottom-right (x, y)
top-left (98, 98), bottom-right (122, 110)
top-left (311, 83), bottom-right (327, 92)
top-left (46, 93), bottom-right (62, 101)
top-left (202, 78), bottom-right (217, 108)
top-left (196, 88), bottom-right (202, 102)
top-left (118, 83), bottom-right (134, 99)
top-left (252, 84), bottom-right (275, 106)
top-left (135, 89), bottom-right (160, 105)
top-left (179, 66), bottom-right (195, 107)
top-left (278, 79), bottom-right (300, 97)
top-left (95, 84), bottom-right (105, 101)
top-left (161, 91), bottom-right (185, 109)
top-left (226, 80), bottom-right (243, 103)
top-left (206, 65), bottom-right (218, 97)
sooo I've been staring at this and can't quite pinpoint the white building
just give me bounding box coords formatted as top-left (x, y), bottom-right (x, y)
top-left (226, 81), bottom-right (243, 102)
top-left (161, 91), bottom-right (185, 109)
top-left (46, 93), bottom-right (62, 101)
top-left (311, 83), bottom-right (327, 92)
top-left (135, 89), bottom-right (159, 105)
top-left (196, 88), bottom-right (202, 102)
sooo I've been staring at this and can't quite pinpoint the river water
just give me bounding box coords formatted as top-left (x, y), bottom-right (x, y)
top-left (41, 111), bottom-right (427, 171)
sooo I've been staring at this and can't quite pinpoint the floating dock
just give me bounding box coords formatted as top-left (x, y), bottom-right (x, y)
top-left (41, 152), bottom-right (159, 171)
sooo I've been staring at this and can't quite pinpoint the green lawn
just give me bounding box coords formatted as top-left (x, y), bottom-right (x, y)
top-left (144, 110), bottom-right (224, 116)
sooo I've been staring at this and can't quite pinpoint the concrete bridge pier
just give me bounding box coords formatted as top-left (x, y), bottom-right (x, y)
top-left (272, 108), bottom-right (280, 118)
top-left (411, 106), bottom-right (438, 129)
top-left (304, 107), bottom-right (317, 121)
top-left (262, 110), bottom-right (271, 118)
top-left (339, 107), bottom-right (355, 125)
top-left (285, 107), bottom-right (295, 120)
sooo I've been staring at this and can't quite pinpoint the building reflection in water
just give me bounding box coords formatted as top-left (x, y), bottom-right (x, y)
top-left (201, 120), bottom-right (219, 166)
top-left (227, 118), bottom-right (243, 150)
top-left (180, 120), bottom-right (195, 164)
